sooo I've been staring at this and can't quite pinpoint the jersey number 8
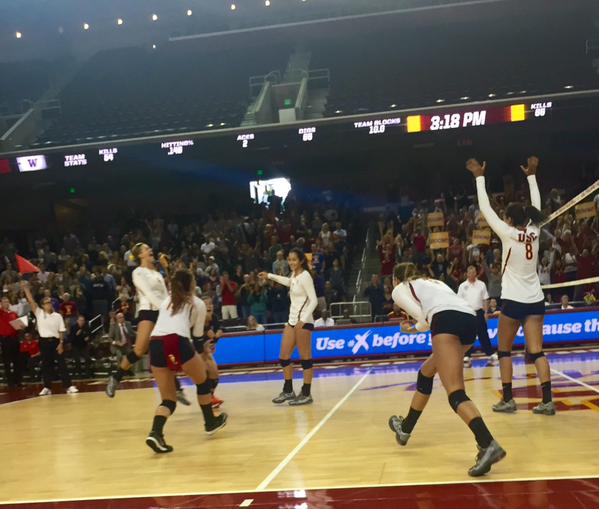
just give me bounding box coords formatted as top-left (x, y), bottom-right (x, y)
top-left (517, 232), bottom-right (536, 261)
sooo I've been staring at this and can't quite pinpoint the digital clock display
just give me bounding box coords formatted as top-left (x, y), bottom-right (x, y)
top-left (405, 103), bottom-right (551, 133)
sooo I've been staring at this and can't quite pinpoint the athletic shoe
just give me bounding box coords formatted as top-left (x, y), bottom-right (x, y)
top-left (66, 386), bottom-right (79, 394)
top-left (38, 387), bottom-right (52, 396)
top-left (463, 357), bottom-right (472, 368)
top-left (468, 440), bottom-right (506, 477)
top-left (486, 353), bottom-right (498, 366)
top-left (105, 375), bottom-right (119, 398)
top-left (388, 415), bottom-right (411, 446)
top-left (211, 395), bottom-right (224, 409)
top-left (492, 399), bottom-right (517, 413)
top-left (176, 389), bottom-right (191, 406)
top-left (288, 394), bottom-right (313, 406)
top-left (272, 391), bottom-right (296, 404)
top-left (145, 432), bottom-right (173, 454)
top-left (532, 401), bottom-right (556, 415)
top-left (205, 413), bottom-right (228, 435)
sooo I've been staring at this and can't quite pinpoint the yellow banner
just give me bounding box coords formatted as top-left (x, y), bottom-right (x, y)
top-left (430, 231), bottom-right (450, 250)
top-left (472, 229), bottom-right (491, 246)
top-left (427, 212), bottom-right (445, 228)
top-left (575, 202), bottom-right (597, 220)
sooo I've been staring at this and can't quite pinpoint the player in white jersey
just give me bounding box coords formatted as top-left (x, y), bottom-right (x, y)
top-left (105, 243), bottom-right (189, 405)
top-left (145, 269), bottom-right (227, 453)
top-left (467, 157), bottom-right (555, 415)
top-left (258, 247), bottom-right (318, 406)
top-left (387, 263), bottom-right (505, 477)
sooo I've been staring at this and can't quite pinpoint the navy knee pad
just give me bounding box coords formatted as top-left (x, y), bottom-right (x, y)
top-left (280, 358), bottom-right (291, 368)
top-left (497, 350), bottom-right (511, 359)
top-left (126, 351), bottom-right (140, 364)
top-left (416, 370), bottom-right (434, 395)
top-left (528, 351), bottom-right (545, 362)
top-left (160, 399), bottom-right (176, 415)
top-left (448, 389), bottom-right (471, 413)
top-left (196, 379), bottom-right (212, 395)
top-left (210, 378), bottom-right (219, 390)
top-left (301, 359), bottom-right (313, 370)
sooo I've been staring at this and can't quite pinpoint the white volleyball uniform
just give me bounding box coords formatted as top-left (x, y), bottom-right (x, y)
top-left (149, 296), bottom-right (206, 370)
top-left (152, 296), bottom-right (207, 339)
top-left (475, 175), bottom-right (544, 305)
top-left (268, 270), bottom-right (318, 327)
top-left (132, 266), bottom-right (168, 321)
top-left (392, 278), bottom-right (476, 332)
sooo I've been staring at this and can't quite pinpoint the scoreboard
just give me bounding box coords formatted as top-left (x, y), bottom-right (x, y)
top-left (0, 96), bottom-right (564, 174)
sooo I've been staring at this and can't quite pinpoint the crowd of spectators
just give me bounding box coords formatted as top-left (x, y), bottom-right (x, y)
top-left (366, 178), bottom-right (599, 319)
top-left (0, 195), bottom-right (358, 383)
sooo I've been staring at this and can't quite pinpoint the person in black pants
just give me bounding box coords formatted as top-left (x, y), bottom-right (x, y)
top-left (458, 266), bottom-right (497, 367)
top-left (21, 281), bottom-right (78, 396)
top-left (69, 315), bottom-right (94, 378)
top-left (0, 296), bottom-right (22, 388)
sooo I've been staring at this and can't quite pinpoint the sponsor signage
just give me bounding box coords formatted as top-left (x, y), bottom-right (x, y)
top-left (213, 310), bottom-right (599, 366)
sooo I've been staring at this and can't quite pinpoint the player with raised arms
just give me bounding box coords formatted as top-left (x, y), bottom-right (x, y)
top-left (466, 157), bottom-right (555, 415)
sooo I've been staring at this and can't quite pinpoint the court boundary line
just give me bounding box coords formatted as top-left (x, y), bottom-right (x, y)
top-left (551, 368), bottom-right (599, 394)
top-left (6, 474), bottom-right (599, 505)
top-left (3, 348), bottom-right (598, 408)
top-left (255, 369), bottom-right (372, 491)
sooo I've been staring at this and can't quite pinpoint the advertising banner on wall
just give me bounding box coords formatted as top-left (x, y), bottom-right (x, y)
top-left (213, 309), bottom-right (599, 366)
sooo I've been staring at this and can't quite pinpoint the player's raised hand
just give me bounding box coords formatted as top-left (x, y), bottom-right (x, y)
top-left (466, 158), bottom-right (486, 177)
top-left (520, 156), bottom-right (539, 176)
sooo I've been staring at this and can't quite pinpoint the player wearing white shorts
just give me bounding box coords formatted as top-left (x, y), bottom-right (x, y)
top-left (467, 157), bottom-right (555, 415)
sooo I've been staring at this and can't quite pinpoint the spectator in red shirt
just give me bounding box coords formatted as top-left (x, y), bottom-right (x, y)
top-left (59, 292), bottom-right (78, 331)
top-left (0, 295), bottom-right (21, 388)
top-left (220, 271), bottom-right (239, 321)
top-left (412, 230), bottom-right (427, 264)
top-left (448, 237), bottom-right (465, 265)
top-left (19, 332), bottom-right (41, 381)
top-left (574, 248), bottom-right (598, 301)
top-left (380, 244), bottom-right (395, 277)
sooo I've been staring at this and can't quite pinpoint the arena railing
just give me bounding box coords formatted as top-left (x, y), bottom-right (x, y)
top-left (329, 301), bottom-right (372, 323)
top-left (88, 314), bottom-right (104, 336)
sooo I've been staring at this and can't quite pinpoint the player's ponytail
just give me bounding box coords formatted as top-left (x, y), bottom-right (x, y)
top-left (393, 262), bottom-right (421, 283)
top-left (131, 242), bottom-right (144, 261)
top-left (506, 202), bottom-right (547, 227)
top-left (169, 269), bottom-right (194, 315)
top-left (524, 205), bottom-right (547, 226)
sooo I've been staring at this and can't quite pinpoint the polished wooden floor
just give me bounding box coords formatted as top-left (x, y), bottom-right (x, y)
top-left (1, 350), bottom-right (599, 505)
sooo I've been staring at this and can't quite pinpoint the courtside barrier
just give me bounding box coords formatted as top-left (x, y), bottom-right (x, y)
top-left (214, 307), bottom-right (599, 366)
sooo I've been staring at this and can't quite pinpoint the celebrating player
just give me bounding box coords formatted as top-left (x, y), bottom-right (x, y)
top-left (106, 243), bottom-right (189, 405)
top-left (388, 262), bottom-right (505, 477)
top-left (145, 269), bottom-right (227, 453)
top-left (192, 297), bottom-right (224, 408)
top-left (258, 247), bottom-right (318, 406)
top-left (466, 157), bottom-right (555, 415)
